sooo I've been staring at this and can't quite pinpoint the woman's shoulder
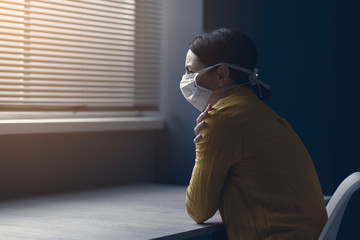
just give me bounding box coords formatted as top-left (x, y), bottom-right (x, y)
top-left (213, 94), bottom-right (256, 117)
top-left (206, 103), bottom-right (246, 129)
top-left (211, 92), bottom-right (277, 126)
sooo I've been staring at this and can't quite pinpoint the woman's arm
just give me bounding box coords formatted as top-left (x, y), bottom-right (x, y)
top-left (186, 108), bottom-right (239, 223)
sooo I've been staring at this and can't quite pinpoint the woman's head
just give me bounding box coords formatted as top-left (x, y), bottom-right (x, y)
top-left (188, 28), bottom-right (270, 100)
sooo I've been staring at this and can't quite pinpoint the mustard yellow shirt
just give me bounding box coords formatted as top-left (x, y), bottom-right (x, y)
top-left (186, 86), bottom-right (327, 240)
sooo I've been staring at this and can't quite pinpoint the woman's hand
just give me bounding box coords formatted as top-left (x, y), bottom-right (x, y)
top-left (194, 104), bottom-right (212, 143)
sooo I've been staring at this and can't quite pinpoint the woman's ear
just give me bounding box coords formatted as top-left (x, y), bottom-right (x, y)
top-left (217, 65), bottom-right (230, 88)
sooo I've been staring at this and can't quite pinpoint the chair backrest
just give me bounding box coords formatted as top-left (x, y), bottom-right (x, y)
top-left (318, 172), bottom-right (360, 240)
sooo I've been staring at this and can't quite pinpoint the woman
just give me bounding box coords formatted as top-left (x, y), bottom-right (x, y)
top-left (180, 28), bottom-right (327, 240)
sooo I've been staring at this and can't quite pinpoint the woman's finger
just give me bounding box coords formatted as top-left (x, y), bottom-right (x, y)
top-left (194, 121), bottom-right (207, 135)
top-left (196, 111), bottom-right (208, 124)
top-left (193, 134), bottom-right (202, 143)
top-left (196, 104), bottom-right (212, 124)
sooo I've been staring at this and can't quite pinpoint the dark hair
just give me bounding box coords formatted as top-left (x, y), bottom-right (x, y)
top-left (188, 28), bottom-right (271, 100)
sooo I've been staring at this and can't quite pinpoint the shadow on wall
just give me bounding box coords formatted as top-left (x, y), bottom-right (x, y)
top-left (0, 130), bottom-right (162, 200)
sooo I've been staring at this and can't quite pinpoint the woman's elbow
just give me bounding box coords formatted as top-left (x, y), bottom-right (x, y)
top-left (186, 201), bottom-right (214, 224)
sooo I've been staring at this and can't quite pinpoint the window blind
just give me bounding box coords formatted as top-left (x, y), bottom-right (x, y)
top-left (0, 0), bottom-right (161, 118)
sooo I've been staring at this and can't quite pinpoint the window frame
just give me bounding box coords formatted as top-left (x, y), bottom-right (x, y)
top-left (0, 116), bottom-right (163, 135)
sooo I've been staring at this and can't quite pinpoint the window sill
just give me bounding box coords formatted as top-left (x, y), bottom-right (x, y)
top-left (0, 117), bottom-right (164, 135)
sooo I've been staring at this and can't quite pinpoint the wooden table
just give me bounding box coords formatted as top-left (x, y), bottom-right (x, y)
top-left (0, 184), bottom-right (225, 240)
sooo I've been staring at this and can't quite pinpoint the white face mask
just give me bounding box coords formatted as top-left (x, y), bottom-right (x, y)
top-left (179, 72), bottom-right (216, 112)
top-left (179, 62), bottom-right (270, 111)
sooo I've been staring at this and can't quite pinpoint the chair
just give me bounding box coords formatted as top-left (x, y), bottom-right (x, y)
top-left (318, 172), bottom-right (360, 240)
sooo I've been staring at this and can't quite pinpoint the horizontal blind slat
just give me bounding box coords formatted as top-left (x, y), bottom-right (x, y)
top-left (0, 92), bottom-right (160, 99)
top-left (0, 107), bottom-right (158, 112)
top-left (0, 80), bottom-right (157, 88)
top-left (0, 56), bottom-right (141, 67)
top-left (0, 86), bottom-right (160, 94)
top-left (0, 75), bottom-right (160, 83)
top-left (0, 26), bottom-right (138, 43)
top-left (1, 2), bottom-right (137, 24)
top-left (0, 30), bottom-right (138, 47)
top-left (42, 0), bottom-right (137, 11)
top-left (15, 0), bottom-right (137, 18)
top-left (0, 63), bottom-right (138, 72)
top-left (0, 40), bottom-right (159, 56)
top-left (0, 100), bottom-right (159, 106)
top-left (0, 11), bottom-right (136, 31)
top-left (0, 18), bottom-right (139, 37)
top-left (33, 0), bottom-right (136, 14)
top-left (1, 0), bottom-right (137, 10)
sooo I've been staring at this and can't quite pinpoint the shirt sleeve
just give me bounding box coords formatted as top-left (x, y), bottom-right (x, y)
top-left (186, 110), bottom-right (240, 223)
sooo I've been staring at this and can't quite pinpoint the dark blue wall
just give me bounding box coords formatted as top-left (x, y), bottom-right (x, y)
top-left (203, 0), bottom-right (360, 239)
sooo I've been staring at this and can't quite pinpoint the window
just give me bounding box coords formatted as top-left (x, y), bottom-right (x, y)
top-left (0, 0), bottom-right (161, 120)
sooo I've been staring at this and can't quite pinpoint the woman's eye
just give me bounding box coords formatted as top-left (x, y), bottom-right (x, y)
top-left (185, 66), bottom-right (194, 74)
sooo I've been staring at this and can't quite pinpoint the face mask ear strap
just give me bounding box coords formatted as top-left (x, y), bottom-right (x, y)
top-left (197, 63), bottom-right (222, 75)
top-left (248, 68), bottom-right (270, 99)
top-left (250, 68), bottom-right (262, 98)
top-left (196, 62), bottom-right (271, 98)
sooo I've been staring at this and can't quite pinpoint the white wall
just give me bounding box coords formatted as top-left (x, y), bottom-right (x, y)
top-left (158, 0), bottom-right (203, 184)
